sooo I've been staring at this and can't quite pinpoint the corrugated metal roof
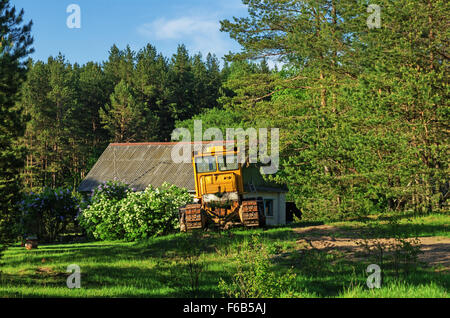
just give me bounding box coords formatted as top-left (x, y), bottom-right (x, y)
top-left (78, 143), bottom-right (196, 192)
top-left (78, 142), bottom-right (288, 193)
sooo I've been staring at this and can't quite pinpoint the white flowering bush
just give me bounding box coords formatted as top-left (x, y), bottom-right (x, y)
top-left (119, 184), bottom-right (192, 240)
top-left (80, 196), bottom-right (124, 240)
top-left (80, 183), bottom-right (192, 241)
top-left (78, 181), bottom-right (130, 240)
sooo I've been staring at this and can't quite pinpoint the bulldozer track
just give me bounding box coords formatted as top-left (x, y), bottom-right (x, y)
top-left (239, 199), bottom-right (265, 227)
top-left (179, 204), bottom-right (204, 232)
top-left (180, 199), bottom-right (265, 231)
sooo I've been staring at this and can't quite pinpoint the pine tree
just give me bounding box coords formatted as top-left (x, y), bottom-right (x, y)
top-left (0, 0), bottom-right (33, 244)
top-left (168, 45), bottom-right (195, 123)
top-left (100, 80), bottom-right (143, 143)
top-left (219, 0), bottom-right (449, 218)
top-left (205, 53), bottom-right (222, 109)
top-left (103, 44), bottom-right (135, 90)
top-left (132, 44), bottom-right (166, 141)
top-left (77, 62), bottom-right (110, 146)
top-left (20, 60), bottom-right (51, 190)
top-left (191, 52), bottom-right (209, 111)
top-left (353, 0), bottom-right (449, 213)
top-left (68, 61), bottom-right (111, 187)
top-left (47, 55), bottom-right (80, 188)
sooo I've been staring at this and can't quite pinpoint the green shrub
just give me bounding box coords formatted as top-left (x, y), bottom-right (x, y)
top-left (219, 235), bottom-right (298, 298)
top-left (19, 188), bottom-right (81, 242)
top-left (80, 183), bottom-right (192, 241)
top-left (163, 232), bottom-right (208, 297)
top-left (354, 218), bottom-right (423, 282)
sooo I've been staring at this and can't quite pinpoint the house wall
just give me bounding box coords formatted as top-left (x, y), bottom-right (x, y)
top-left (191, 191), bottom-right (287, 226)
top-left (243, 192), bottom-right (286, 226)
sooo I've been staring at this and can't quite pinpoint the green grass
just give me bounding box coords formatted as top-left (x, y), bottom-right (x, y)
top-left (338, 281), bottom-right (448, 298)
top-left (0, 212), bottom-right (448, 298)
top-left (291, 212), bottom-right (450, 239)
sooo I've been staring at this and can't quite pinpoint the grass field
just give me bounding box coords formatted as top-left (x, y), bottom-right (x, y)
top-left (0, 212), bottom-right (448, 298)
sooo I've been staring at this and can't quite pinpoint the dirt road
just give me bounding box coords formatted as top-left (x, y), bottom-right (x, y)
top-left (293, 224), bottom-right (450, 270)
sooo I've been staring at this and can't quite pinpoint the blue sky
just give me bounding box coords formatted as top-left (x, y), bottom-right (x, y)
top-left (11, 0), bottom-right (248, 65)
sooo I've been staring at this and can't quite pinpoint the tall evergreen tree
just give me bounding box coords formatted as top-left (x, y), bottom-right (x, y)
top-left (0, 0), bottom-right (33, 245)
top-left (21, 60), bottom-right (51, 190)
top-left (77, 62), bottom-right (110, 149)
top-left (103, 44), bottom-right (135, 90)
top-left (133, 44), bottom-right (167, 141)
top-left (191, 52), bottom-right (209, 111)
top-left (100, 80), bottom-right (145, 143)
top-left (167, 45), bottom-right (196, 123)
top-left (47, 55), bottom-right (80, 188)
top-left (69, 61), bottom-right (110, 186)
top-left (353, 0), bottom-right (449, 213)
top-left (205, 53), bottom-right (222, 109)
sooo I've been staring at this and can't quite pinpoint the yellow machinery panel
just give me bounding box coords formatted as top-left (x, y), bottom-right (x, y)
top-left (192, 146), bottom-right (244, 199)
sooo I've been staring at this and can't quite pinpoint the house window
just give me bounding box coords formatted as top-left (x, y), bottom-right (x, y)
top-left (264, 199), bottom-right (274, 217)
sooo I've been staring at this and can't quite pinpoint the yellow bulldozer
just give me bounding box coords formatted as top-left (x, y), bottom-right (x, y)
top-left (179, 145), bottom-right (265, 231)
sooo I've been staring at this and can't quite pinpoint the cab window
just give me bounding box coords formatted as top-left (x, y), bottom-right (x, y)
top-left (195, 156), bottom-right (217, 173)
top-left (218, 155), bottom-right (239, 171)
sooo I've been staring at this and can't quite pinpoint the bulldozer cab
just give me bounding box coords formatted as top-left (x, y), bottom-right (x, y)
top-left (192, 146), bottom-right (244, 201)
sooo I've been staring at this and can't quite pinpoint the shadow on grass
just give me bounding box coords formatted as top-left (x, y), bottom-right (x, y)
top-left (370, 211), bottom-right (448, 222)
top-left (283, 221), bottom-right (325, 228)
top-left (2, 220), bottom-right (448, 298)
top-left (357, 223), bottom-right (449, 239)
top-left (1, 247), bottom-right (233, 298)
top-left (270, 245), bottom-right (450, 297)
top-left (290, 222), bottom-right (448, 240)
top-left (1, 228), bottom-right (298, 297)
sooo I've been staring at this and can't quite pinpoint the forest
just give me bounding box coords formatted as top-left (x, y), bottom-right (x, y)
top-left (0, 0), bottom-right (448, 245)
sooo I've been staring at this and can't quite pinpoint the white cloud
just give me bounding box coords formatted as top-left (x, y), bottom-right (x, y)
top-left (137, 16), bottom-right (233, 58)
top-left (139, 17), bottom-right (218, 40)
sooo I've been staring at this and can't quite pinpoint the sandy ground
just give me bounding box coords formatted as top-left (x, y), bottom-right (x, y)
top-left (293, 224), bottom-right (450, 270)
